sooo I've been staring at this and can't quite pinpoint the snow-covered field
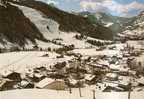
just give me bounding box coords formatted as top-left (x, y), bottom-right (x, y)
top-left (1, 89), bottom-right (144, 99)
top-left (0, 51), bottom-right (72, 75)
top-left (72, 48), bottom-right (121, 56)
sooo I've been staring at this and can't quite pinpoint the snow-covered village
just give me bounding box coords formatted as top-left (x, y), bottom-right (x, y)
top-left (0, 0), bottom-right (144, 99)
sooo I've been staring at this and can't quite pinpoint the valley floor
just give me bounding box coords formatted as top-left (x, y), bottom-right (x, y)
top-left (0, 40), bottom-right (144, 99)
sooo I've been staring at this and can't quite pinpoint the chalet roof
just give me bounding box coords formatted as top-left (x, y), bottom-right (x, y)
top-left (106, 73), bottom-right (118, 79)
top-left (36, 78), bottom-right (54, 88)
top-left (34, 73), bottom-right (44, 78)
top-left (85, 74), bottom-right (95, 81)
top-left (103, 86), bottom-right (124, 92)
top-left (137, 77), bottom-right (144, 84)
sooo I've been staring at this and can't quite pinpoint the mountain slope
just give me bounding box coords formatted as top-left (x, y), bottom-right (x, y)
top-left (13, 0), bottom-right (113, 40)
top-left (119, 12), bottom-right (144, 40)
top-left (0, 3), bottom-right (47, 47)
top-left (80, 12), bottom-right (134, 34)
top-left (0, 0), bottom-right (114, 49)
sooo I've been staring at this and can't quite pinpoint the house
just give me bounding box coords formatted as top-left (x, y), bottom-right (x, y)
top-left (32, 45), bottom-right (40, 51)
top-left (118, 83), bottom-right (132, 91)
top-left (36, 78), bottom-right (54, 88)
top-left (66, 78), bottom-right (77, 87)
top-left (20, 80), bottom-right (34, 89)
top-left (32, 73), bottom-right (46, 82)
top-left (106, 73), bottom-right (118, 81)
top-left (53, 62), bottom-right (66, 70)
top-left (44, 80), bottom-right (67, 90)
top-left (137, 77), bottom-right (144, 85)
top-left (87, 63), bottom-right (110, 72)
top-left (85, 74), bottom-right (97, 84)
top-left (5, 72), bottom-right (22, 82)
top-left (103, 86), bottom-right (124, 92)
top-left (36, 78), bottom-right (68, 90)
top-left (0, 79), bottom-right (18, 91)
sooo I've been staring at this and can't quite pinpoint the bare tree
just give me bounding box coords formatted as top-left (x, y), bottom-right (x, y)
top-left (0, 0), bottom-right (9, 6)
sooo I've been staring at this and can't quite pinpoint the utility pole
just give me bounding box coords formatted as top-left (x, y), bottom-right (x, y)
top-left (92, 90), bottom-right (96, 99)
top-left (76, 57), bottom-right (82, 97)
top-left (128, 70), bottom-right (132, 99)
top-left (128, 83), bottom-right (131, 99)
top-left (79, 85), bottom-right (82, 97)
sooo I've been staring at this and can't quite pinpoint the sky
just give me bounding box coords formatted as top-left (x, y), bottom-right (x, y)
top-left (39, 0), bottom-right (144, 17)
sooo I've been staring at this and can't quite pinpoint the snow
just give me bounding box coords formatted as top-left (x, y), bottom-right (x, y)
top-left (49, 32), bottom-right (92, 48)
top-left (0, 3), bottom-right (144, 98)
top-left (20, 80), bottom-right (29, 87)
top-left (36, 40), bottom-right (61, 49)
top-left (137, 77), bottom-right (144, 84)
top-left (72, 48), bottom-right (120, 56)
top-left (1, 89), bottom-right (144, 99)
top-left (11, 4), bottom-right (93, 49)
top-left (24, 39), bottom-right (61, 49)
top-left (126, 40), bottom-right (144, 49)
top-left (105, 22), bottom-right (113, 27)
top-left (85, 74), bottom-right (95, 81)
top-left (14, 4), bottom-right (59, 38)
top-left (106, 73), bottom-right (118, 79)
top-left (36, 78), bottom-right (55, 88)
top-left (87, 37), bottom-right (112, 43)
top-left (0, 51), bottom-right (72, 75)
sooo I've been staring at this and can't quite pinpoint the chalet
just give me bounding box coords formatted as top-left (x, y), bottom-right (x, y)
top-left (53, 62), bottom-right (66, 70)
top-left (137, 77), bottom-right (144, 85)
top-left (65, 78), bottom-right (77, 87)
top-left (85, 74), bottom-right (96, 82)
top-left (20, 80), bottom-right (34, 89)
top-left (32, 45), bottom-right (39, 51)
top-left (44, 80), bottom-right (67, 90)
top-left (32, 73), bottom-right (46, 82)
top-left (56, 55), bottom-right (64, 58)
top-left (103, 86), bottom-right (124, 92)
top-left (0, 79), bottom-right (18, 91)
top-left (5, 72), bottom-right (22, 82)
top-left (87, 63), bottom-right (110, 71)
top-left (36, 78), bottom-right (67, 90)
top-left (106, 73), bottom-right (118, 81)
top-left (85, 74), bottom-right (97, 84)
top-left (34, 67), bottom-right (48, 75)
top-left (49, 72), bottom-right (67, 79)
top-left (118, 83), bottom-right (132, 91)
top-left (36, 78), bottom-right (54, 88)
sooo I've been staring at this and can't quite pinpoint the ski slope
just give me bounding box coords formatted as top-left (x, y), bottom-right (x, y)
top-left (11, 3), bottom-right (93, 49)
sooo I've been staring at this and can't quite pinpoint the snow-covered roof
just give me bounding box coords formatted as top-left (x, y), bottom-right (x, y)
top-left (106, 73), bottom-right (118, 79)
top-left (34, 73), bottom-right (43, 78)
top-left (85, 74), bottom-right (95, 81)
top-left (68, 78), bottom-right (77, 85)
top-left (137, 77), bottom-right (144, 84)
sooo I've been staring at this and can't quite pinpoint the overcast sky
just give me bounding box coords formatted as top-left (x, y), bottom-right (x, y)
top-left (38, 0), bottom-right (144, 17)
